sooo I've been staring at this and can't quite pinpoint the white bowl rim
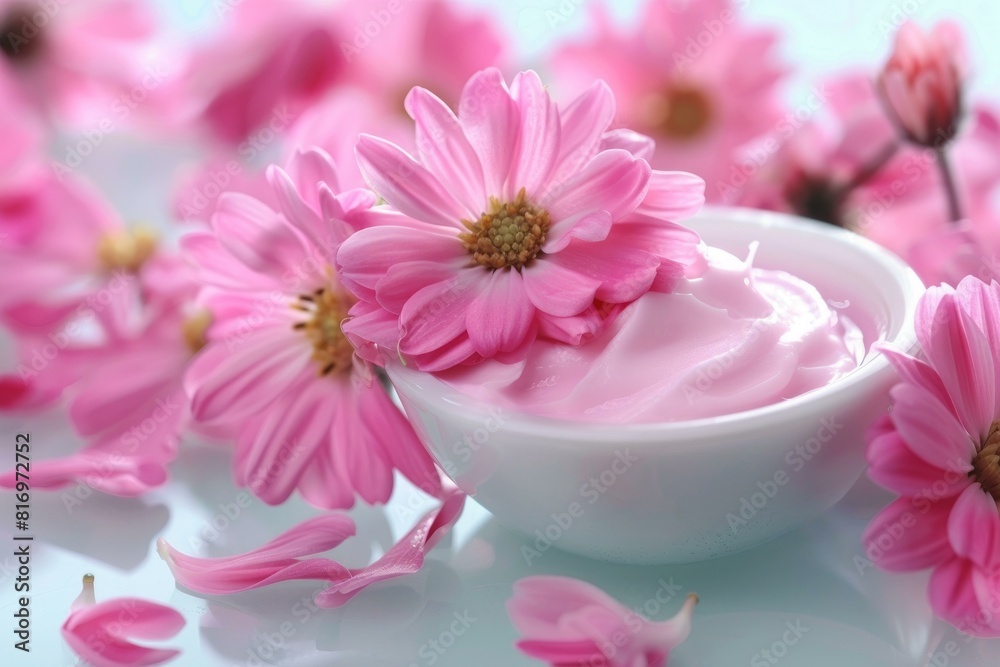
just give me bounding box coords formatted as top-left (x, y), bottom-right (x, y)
top-left (386, 206), bottom-right (926, 442)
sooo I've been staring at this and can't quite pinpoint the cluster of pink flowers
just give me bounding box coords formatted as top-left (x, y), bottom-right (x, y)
top-left (1, 0), bottom-right (999, 664)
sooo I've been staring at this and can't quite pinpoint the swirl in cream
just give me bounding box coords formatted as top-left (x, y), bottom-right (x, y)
top-left (437, 245), bottom-right (864, 423)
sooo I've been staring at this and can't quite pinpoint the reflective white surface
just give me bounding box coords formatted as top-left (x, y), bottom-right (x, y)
top-left (2, 408), bottom-right (1000, 666)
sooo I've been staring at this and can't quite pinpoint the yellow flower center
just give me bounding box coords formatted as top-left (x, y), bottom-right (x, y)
top-left (648, 83), bottom-right (713, 140)
top-left (97, 227), bottom-right (157, 273)
top-left (973, 421), bottom-right (1000, 502)
top-left (460, 188), bottom-right (550, 270)
top-left (181, 310), bottom-right (212, 355)
top-left (292, 287), bottom-right (354, 377)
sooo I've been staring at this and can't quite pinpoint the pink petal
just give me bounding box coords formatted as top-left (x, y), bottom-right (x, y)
top-left (376, 259), bottom-right (468, 314)
top-left (947, 484), bottom-right (1000, 569)
top-left (508, 576), bottom-right (628, 635)
top-left (543, 149), bottom-right (650, 242)
top-left (634, 170), bottom-right (706, 220)
top-left (356, 134), bottom-right (466, 227)
top-left (866, 424), bottom-right (969, 499)
top-left (889, 383), bottom-right (976, 473)
top-left (315, 482), bottom-right (466, 607)
top-left (157, 514), bottom-right (355, 595)
top-left (62, 598), bottom-right (184, 667)
top-left (509, 70), bottom-right (560, 197)
top-left (507, 576), bottom-right (697, 666)
top-left (879, 346), bottom-right (953, 411)
top-left (928, 557), bottom-right (996, 637)
top-left (550, 237), bottom-right (660, 304)
top-left (457, 68), bottom-right (519, 198)
top-left (536, 305), bottom-right (605, 346)
top-left (398, 271), bottom-right (485, 356)
top-left (211, 192), bottom-right (306, 276)
top-left (556, 81), bottom-right (616, 173)
top-left (405, 86), bottom-right (485, 218)
top-left (465, 270), bottom-right (536, 357)
top-left (600, 128), bottom-right (655, 161)
top-left (356, 372), bottom-right (441, 496)
top-left (0, 452), bottom-right (168, 497)
top-left (185, 327), bottom-right (311, 426)
top-left (330, 385), bottom-right (394, 506)
top-left (408, 333), bottom-right (482, 372)
top-left (955, 277), bottom-right (1000, 415)
top-left (337, 224), bottom-right (461, 293)
top-left (521, 259), bottom-right (601, 317)
top-left (233, 377), bottom-right (336, 506)
top-left (862, 495), bottom-right (957, 571)
top-left (916, 289), bottom-right (996, 440)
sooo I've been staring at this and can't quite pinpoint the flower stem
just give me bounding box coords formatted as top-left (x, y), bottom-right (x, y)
top-left (936, 148), bottom-right (963, 222)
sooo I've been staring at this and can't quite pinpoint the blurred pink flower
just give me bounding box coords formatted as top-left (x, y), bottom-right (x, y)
top-left (62, 574), bottom-right (185, 667)
top-left (0, 253), bottom-right (208, 495)
top-left (176, 0), bottom-right (346, 145)
top-left (550, 0), bottom-right (785, 201)
top-left (336, 0), bottom-right (506, 112)
top-left (734, 73), bottom-right (901, 224)
top-left (159, 482), bottom-right (465, 608)
top-left (338, 68), bottom-right (704, 371)
top-left (285, 86), bottom-right (414, 192)
top-left (878, 21), bottom-right (964, 147)
top-left (508, 576), bottom-right (698, 666)
top-left (0, 167), bottom-right (161, 336)
top-left (735, 73), bottom-right (1000, 287)
top-left (182, 148), bottom-right (440, 508)
top-left (0, 0), bottom-right (159, 122)
top-left (863, 276), bottom-right (1000, 637)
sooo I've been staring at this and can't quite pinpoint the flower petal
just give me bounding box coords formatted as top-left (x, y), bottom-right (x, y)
top-left (356, 134), bottom-right (466, 228)
top-left (556, 80), bottom-right (616, 173)
top-left (315, 482), bottom-right (465, 607)
top-left (889, 382), bottom-right (976, 473)
top-left (405, 86), bottom-right (485, 218)
top-left (916, 289), bottom-right (996, 440)
top-left (62, 598), bottom-right (185, 667)
top-left (928, 557), bottom-right (996, 637)
top-left (157, 514), bottom-right (355, 595)
top-left (398, 271), bottom-right (485, 356)
top-left (948, 484), bottom-right (1000, 569)
top-left (509, 70), bottom-right (560, 197)
top-left (457, 67), bottom-right (519, 199)
top-left (862, 495), bottom-right (957, 571)
top-left (521, 259), bottom-right (601, 317)
top-left (465, 269), bottom-right (536, 357)
top-left (866, 421), bottom-right (970, 499)
top-left (633, 170), bottom-right (706, 220)
top-left (543, 149), bottom-right (650, 239)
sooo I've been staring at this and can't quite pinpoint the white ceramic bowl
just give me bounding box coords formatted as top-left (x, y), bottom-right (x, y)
top-left (387, 207), bottom-right (925, 564)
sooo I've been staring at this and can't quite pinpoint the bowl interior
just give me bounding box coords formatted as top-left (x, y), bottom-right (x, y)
top-left (388, 207), bottom-right (925, 438)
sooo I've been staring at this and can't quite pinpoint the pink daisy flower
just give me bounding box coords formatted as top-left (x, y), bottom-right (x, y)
top-left (337, 68), bottom-right (705, 371)
top-left (549, 0), bottom-right (786, 202)
top-left (182, 148), bottom-right (440, 509)
top-left (0, 253), bottom-right (208, 496)
top-left (507, 576), bottom-right (698, 666)
top-left (863, 276), bottom-right (1000, 637)
top-left (175, 0), bottom-right (345, 145)
top-left (336, 0), bottom-right (506, 112)
top-left (0, 0), bottom-right (159, 122)
top-left (0, 166), bottom-right (161, 336)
